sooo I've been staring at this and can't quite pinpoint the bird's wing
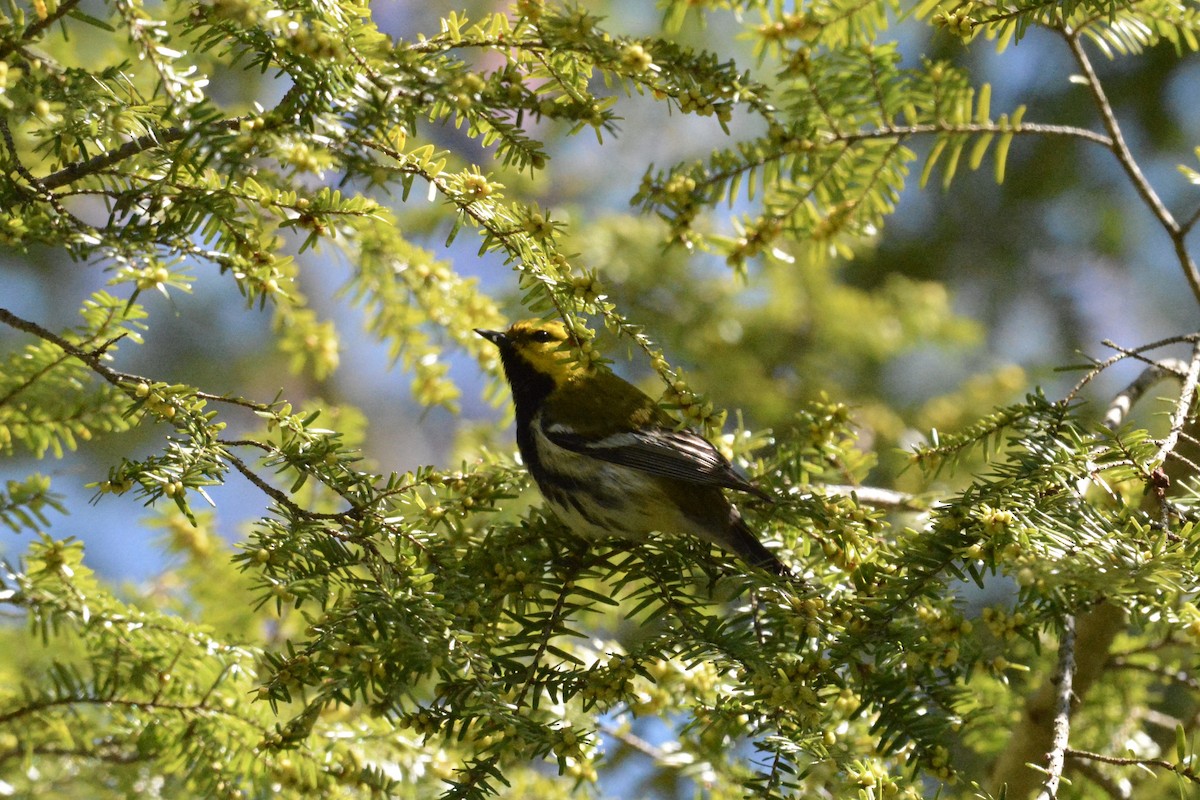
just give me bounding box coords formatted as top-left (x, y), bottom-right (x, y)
top-left (543, 424), bottom-right (769, 498)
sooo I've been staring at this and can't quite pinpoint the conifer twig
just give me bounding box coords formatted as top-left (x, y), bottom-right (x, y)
top-left (36, 119), bottom-right (247, 190)
top-left (0, 306), bottom-right (270, 412)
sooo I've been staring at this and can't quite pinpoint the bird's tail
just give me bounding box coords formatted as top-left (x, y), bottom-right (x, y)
top-left (727, 513), bottom-right (793, 579)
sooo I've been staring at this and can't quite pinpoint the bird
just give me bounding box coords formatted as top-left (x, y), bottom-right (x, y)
top-left (476, 318), bottom-right (790, 577)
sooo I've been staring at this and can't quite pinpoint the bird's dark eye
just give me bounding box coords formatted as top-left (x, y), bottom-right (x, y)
top-left (529, 329), bottom-right (558, 343)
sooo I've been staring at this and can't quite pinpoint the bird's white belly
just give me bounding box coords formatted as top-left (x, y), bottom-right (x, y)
top-left (530, 427), bottom-right (693, 540)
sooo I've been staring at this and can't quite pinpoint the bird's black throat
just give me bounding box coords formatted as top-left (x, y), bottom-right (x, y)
top-left (496, 349), bottom-right (556, 471)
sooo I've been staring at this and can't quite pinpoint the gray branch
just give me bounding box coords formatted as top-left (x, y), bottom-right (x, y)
top-left (1036, 615), bottom-right (1077, 800)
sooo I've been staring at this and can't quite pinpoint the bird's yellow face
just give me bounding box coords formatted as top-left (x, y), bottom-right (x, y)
top-left (503, 320), bottom-right (577, 381)
top-left (478, 319), bottom-right (588, 386)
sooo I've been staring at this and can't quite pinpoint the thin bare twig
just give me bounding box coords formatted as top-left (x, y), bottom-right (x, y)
top-left (599, 722), bottom-right (676, 762)
top-left (1061, 28), bottom-right (1200, 305)
top-left (1100, 338), bottom-right (1198, 368)
top-left (0, 306), bottom-right (137, 391)
top-left (1066, 747), bottom-right (1200, 784)
top-left (1035, 614), bottom-right (1077, 800)
top-left (221, 450), bottom-right (341, 522)
top-left (1064, 334), bottom-right (1199, 404)
top-left (830, 121), bottom-right (1112, 148)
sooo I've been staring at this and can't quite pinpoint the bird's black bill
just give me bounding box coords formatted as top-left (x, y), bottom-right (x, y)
top-left (475, 328), bottom-right (507, 346)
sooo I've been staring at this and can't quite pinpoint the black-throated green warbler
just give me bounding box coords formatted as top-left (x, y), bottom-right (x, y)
top-left (477, 319), bottom-right (789, 577)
